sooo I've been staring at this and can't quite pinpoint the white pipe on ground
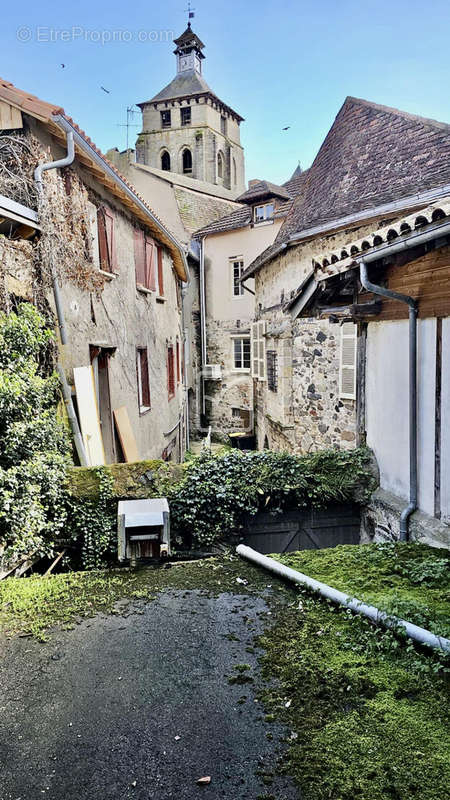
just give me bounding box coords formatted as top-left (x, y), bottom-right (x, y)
top-left (236, 545), bottom-right (450, 653)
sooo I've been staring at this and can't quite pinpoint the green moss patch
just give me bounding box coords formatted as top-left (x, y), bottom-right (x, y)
top-left (258, 542), bottom-right (450, 800)
top-left (67, 459), bottom-right (184, 501)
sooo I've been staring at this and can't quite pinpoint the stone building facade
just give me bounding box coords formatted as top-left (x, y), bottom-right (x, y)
top-left (136, 24), bottom-right (245, 198)
top-left (0, 79), bottom-right (189, 464)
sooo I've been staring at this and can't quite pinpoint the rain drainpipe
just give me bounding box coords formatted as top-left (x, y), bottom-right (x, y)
top-left (33, 132), bottom-right (88, 465)
top-left (237, 545), bottom-right (450, 653)
top-left (359, 260), bottom-right (417, 541)
top-left (34, 131), bottom-right (75, 345)
top-left (199, 236), bottom-right (207, 415)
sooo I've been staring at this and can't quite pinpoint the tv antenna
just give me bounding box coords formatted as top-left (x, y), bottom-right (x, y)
top-left (116, 105), bottom-right (140, 152)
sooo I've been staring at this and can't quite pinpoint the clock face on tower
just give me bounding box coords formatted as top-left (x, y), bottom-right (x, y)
top-left (179, 53), bottom-right (193, 71)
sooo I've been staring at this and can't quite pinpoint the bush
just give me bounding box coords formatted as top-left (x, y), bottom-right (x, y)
top-left (0, 304), bottom-right (71, 565)
top-left (169, 447), bottom-right (377, 548)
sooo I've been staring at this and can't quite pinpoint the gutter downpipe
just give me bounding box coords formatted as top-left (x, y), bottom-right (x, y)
top-left (34, 131), bottom-right (75, 346)
top-left (34, 132), bottom-right (88, 467)
top-left (180, 253), bottom-right (191, 453)
top-left (237, 545), bottom-right (450, 653)
top-left (359, 259), bottom-right (417, 541)
top-left (356, 219), bottom-right (450, 538)
top-left (199, 236), bottom-right (207, 416)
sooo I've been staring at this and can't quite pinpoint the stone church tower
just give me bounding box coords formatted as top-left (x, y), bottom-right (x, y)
top-left (136, 24), bottom-right (246, 197)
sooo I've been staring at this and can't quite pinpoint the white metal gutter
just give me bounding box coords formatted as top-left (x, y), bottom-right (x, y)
top-left (237, 545), bottom-right (450, 653)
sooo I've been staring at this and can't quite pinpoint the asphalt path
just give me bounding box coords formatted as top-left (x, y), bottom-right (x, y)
top-left (0, 589), bottom-right (298, 800)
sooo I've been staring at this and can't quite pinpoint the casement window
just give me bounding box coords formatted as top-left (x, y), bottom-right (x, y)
top-left (233, 337), bottom-right (251, 371)
top-left (339, 322), bottom-right (357, 400)
top-left (220, 116), bottom-right (227, 135)
top-left (267, 350), bottom-right (278, 392)
top-left (251, 321), bottom-right (267, 379)
top-left (181, 106), bottom-right (191, 126)
top-left (182, 148), bottom-right (192, 174)
top-left (97, 207), bottom-right (115, 272)
top-left (157, 246), bottom-right (164, 297)
top-left (136, 347), bottom-right (151, 412)
top-left (254, 203), bottom-right (274, 223)
top-left (134, 229), bottom-right (157, 291)
top-left (161, 110), bottom-right (171, 128)
top-left (167, 345), bottom-right (175, 399)
top-left (161, 150), bottom-right (171, 171)
top-left (231, 258), bottom-right (244, 296)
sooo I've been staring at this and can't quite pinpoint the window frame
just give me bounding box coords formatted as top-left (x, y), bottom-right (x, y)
top-left (339, 322), bottom-right (357, 400)
top-left (232, 336), bottom-right (251, 373)
top-left (267, 349), bottom-right (278, 392)
top-left (134, 229), bottom-right (157, 292)
top-left (136, 346), bottom-right (151, 413)
top-left (217, 151), bottom-right (224, 179)
top-left (160, 110), bottom-right (171, 129)
top-left (253, 203), bottom-right (275, 223)
top-left (231, 257), bottom-right (245, 298)
top-left (251, 321), bottom-right (267, 380)
top-left (180, 106), bottom-right (191, 126)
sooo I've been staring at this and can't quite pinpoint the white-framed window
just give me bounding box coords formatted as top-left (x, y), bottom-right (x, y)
top-left (254, 203), bottom-right (274, 223)
top-left (233, 337), bottom-right (251, 371)
top-left (231, 258), bottom-right (244, 297)
top-left (339, 322), bottom-right (357, 399)
top-left (251, 321), bottom-right (267, 379)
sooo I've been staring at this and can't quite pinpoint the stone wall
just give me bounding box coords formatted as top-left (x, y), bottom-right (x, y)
top-left (362, 488), bottom-right (450, 549)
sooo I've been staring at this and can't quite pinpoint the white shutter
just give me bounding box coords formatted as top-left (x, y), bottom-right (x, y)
top-left (251, 321), bottom-right (267, 380)
top-left (339, 322), bottom-right (357, 399)
top-left (251, 322), bottom-right (259, 378)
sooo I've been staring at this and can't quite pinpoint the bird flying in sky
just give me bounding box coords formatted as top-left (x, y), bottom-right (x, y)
top-left (101, 86), bottom-right (110, 94)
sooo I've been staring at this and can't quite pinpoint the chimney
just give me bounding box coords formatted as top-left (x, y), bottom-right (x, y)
top-left (248, 179), bottom-right (260, 188)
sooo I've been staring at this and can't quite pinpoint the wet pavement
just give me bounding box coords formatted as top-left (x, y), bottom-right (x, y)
top-left (0, 589), bottom-right (298, 799)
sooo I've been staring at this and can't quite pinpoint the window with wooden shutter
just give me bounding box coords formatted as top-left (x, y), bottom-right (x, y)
top-left (176, 340), bottom-right (181, 384)
top-left (167, 345), bottom-right (175, 399)
top-left (157, 246), bottom-right (164, 297)
top-left (251, 321), bottom-right (267, 380)
top-left (339, 322), bottom-right (357, 399)
top-left (97, 207), bottom-right (115, 272)
top-left (145, 236), bottom-right (157, 291)
top-left (136, 347), bottom-right (151, 411)
top-left (134, 229), bottom-right (146, 286)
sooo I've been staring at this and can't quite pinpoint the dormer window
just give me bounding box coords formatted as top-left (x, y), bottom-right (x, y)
top-left (181, 107), bottom-right (191, 126)
top-left (161, 110), bottom-right (171, 128)
top-left (254, 203), bottom-right (274, 223)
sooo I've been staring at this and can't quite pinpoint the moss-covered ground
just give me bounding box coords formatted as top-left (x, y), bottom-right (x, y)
top-left (1, 543), bottom-right (449, 800)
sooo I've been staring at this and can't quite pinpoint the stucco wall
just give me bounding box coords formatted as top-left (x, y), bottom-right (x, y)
top-left (203, 220), bottom-right (282, 435)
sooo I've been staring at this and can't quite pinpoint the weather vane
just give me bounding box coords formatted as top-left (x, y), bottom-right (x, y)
top-left (185, 2), bottom-right (195, 24)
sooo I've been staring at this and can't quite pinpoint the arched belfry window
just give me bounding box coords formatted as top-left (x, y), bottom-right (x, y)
top-left (161, 150), bottom-right (171, 171)
top-left (182, 148), bottom-right (192, 174)
top-left (217, 151), bottom-right (224, 179)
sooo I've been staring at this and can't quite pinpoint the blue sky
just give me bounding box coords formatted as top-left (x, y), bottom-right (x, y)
top-left (2, 0), bottom-right (450, 185)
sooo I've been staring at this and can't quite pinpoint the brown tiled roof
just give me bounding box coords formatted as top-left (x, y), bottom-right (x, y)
top-left (243, 97), bottom-right (450, 278)
top-left (0, 78), bottom-right (187, 280)
top-left (280, 96), bottom-right (450, 241)
top-left (193, 206), bottom-right (251, 238)
top-left (236, 180), bottom-right (291, 203)
top-left (282, 168), bottom-right (309, 198)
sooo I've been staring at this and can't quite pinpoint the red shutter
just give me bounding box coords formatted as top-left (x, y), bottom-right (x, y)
top-left (140, 349), bottom-right (151, 407)
top-left (145, 237), bottom-right (157, 291)
top-left (134, 229), bottom-right (146, 286)
top-left (167, 346), bottom-right (175, 398)
top-left (104, 209), bottom-right (115, 270)
top-left (176, 341), bottom-right (180, 384)
top-left (157, 246), bottom-right (164, 297)
top-left (97, 208), bottom-right (110, 271)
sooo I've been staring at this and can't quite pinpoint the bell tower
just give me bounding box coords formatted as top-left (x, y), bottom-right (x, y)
top-left (174, 23), bottom-right (205, 75)
top-left (135, 22), bottom-right (246, 198)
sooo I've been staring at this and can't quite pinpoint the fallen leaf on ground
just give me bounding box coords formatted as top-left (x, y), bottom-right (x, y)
top-left (196, 776), bottom-right (211, 785)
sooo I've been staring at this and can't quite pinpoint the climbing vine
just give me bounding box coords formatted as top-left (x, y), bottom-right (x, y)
top-left (68, 468), bottom-right (116, 570)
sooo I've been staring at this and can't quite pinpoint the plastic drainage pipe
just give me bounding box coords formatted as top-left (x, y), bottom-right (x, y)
top-left (236, 545), bottom-right (450, 653)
